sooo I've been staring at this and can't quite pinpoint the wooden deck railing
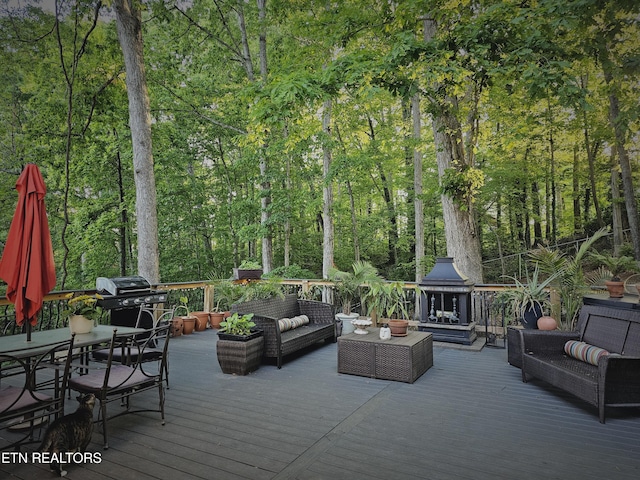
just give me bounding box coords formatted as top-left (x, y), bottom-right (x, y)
top-left (0, 280), bottom-right (557, 337)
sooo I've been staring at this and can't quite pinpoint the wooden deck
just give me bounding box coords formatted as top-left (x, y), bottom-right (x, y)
top-left (3, 329), bottom-right (640, 479)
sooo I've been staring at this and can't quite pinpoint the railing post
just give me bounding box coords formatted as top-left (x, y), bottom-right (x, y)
top-left (203, 284), bottom-right (215, 312)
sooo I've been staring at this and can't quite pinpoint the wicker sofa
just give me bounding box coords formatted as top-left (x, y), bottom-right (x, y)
top-left (231, 294), bottom-right (337, 368)
top-left (516, 304), bottom-right (640, 423)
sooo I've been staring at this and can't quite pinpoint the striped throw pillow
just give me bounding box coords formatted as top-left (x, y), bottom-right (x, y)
top-left (564, 340), bottom-right (609, 366)
top-left (278, 315), bottom-right (310, 332)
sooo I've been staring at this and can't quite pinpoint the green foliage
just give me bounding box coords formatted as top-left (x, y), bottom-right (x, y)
top-left (529, 228), bottom-right (608, 330)
top-left (219, 313), bottom-right (255, 336)
top-left (497, 265), bottom-right (560, 322)
top-left (210, 280), bottom-right (243, 312)
top-left (174, 296), bottom-right (191, 317)
top-left (329, 261), bottom-right (381, 315)
top-left (238, 279), bottom-right (285, 303)
top-left (365, 281), bottom-right (409, 320)
top-left (0, 0), bottom-right (637, 290)
top-left (439, 164), bottom-right (485, 209)
top-left (238, 260), bottom-right (262, 270)
top-left (589, 252), bottom-right (638, 281)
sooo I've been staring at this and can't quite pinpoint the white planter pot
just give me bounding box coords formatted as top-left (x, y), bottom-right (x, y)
top-left (69, 314), bottom-right (94, 334)
top-left (335, 312), bottom-right (359, 335)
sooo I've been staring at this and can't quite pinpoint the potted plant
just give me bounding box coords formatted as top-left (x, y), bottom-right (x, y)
top-left (498, 265), bottom-right (560, 329)
top-left (209, 279), bottom-right (243, 328)
top-left (329, 261), bottom-right (380, 335)
top-left (174, 296), bottom-right (197, 334)
top-left (529, 227), bottom-right (607, 330)
top-left (63, 293), bottom-right (104, 334)
top-left (365, 281), bottom-right (410, 336)
top-left (216, 313), bottom-right (264, 375)
top-left (589, 251), bottom-right (638, 298)
top-left (233, 260), bottom-right (263, 281)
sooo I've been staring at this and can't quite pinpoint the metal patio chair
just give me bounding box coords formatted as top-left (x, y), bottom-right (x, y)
top-left (68, 325), bottom-right (170, 449)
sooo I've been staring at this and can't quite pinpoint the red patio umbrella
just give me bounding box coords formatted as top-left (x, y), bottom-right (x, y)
top-left (0, 164), bottom-right (56, 341)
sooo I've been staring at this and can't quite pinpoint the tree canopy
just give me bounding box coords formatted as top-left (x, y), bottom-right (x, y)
top-left (0, 0), bottom-right (638, 289)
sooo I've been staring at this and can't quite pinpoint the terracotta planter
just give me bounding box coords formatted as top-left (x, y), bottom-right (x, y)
top-left (209, 312), bottom-right (225, 329)
top-left (171, 317), bottom-right (184, 337)
top-left (605, 280), bottom-right (625, 298)
top-left (193, 312), bottom-right (210, 331)
top-left (537, 316), bottom-right (558, 331)
top-left (388, 319), bottom-right (409, 337)
top-left (182, 316), bottom-right (196, 335)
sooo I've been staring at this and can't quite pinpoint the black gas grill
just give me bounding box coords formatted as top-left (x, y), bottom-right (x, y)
top-left (96, 276), bottom-right (168, 329)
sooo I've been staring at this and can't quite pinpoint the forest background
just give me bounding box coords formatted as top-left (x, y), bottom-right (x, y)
top-left (0, 0), bottom-right (638, 291)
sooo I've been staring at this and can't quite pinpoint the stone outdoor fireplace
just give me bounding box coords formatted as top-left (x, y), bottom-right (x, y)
top-left (418, 257), bottom-right (477, 345)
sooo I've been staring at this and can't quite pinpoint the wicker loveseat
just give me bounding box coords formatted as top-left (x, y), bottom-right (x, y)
top-left (231, 294), bottom-right (337, 368)
top-left (516, 304), bottom-right (640, 423)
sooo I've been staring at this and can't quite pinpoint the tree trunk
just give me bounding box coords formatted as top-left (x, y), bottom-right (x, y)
top-left (602, 56), bottom-right (640, 258)
top-left (116, 146), bottom-right (128, 276)
top-left (424, 16), bottom-right (483, 283)
top-left (322, 99), bottom-right (334, 280)
top-left (113, 0), bottom-right (159, 284)
top-left (610, 152), bottom-right (625, 256)
top-left (548, 120), bottom-right (557, 244)
top-left (346, 180), bottom-right (360, 262)
top-left (257, 0), bottom-right (272, 272)
top-left (412, 94), bottom-right (424, 281)
top-left (581, 76), bottom-right (604, 228)
top-left (572, 146), bottom-right (582, 233)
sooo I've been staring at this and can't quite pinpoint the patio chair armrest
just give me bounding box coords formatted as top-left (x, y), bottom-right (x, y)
top-left (520, 330), bottom-right (580, 354)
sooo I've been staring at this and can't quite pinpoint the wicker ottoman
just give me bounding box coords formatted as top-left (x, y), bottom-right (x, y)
top-left (338, 329), bottom-right (433, 383)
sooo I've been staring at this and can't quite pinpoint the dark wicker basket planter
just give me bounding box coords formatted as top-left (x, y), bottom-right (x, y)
top-left (216, 330), bottom-right (264, 375)
top-left (233, 268), bottom-right (263, 280)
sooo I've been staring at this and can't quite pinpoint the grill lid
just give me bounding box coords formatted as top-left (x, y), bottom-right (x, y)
top-left (96, 276), bottom-right (151, 296)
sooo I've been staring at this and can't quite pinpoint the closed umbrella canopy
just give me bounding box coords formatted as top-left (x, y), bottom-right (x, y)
top-left (0, 164), bottom-right (56, 333)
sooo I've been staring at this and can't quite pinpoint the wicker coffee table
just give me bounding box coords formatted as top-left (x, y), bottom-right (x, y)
top-left (337, 329), bottom-right (433, 383)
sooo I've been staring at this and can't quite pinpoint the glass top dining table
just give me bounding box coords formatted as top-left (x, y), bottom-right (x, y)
top-left (0, 325), bottom-right (146, 357)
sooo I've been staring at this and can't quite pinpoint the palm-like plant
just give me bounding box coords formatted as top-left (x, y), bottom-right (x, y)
top-left (329, 261), bottom-right (381, 315)
top-left (365, 281), bottom-right (409, 320)
top-left (588, 252), bottom-right (638, 281)
top-left (529, 227), bottom-right (608, 330)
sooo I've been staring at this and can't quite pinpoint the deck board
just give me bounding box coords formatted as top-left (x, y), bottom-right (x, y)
top-left (2, 328), bottom-right (640, 479)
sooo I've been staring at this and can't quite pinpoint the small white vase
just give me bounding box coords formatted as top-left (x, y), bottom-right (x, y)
top-left (69, 314), bottom-right (94, 334)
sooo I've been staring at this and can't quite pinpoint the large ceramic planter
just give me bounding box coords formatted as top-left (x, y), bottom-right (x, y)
top-left (209, 312), bottom-right (225, 329)
top-left (336, 312), bottom-right (359, 335)
top-left (192, 312), bottom-right (209, 331)
top-left (69, 314), bottom-right (94, 334)
top-left (216, 330), bottom-right (264, 375)
top-left (182, 316), bottom-right (196, 334)
top-left (521, 303), bottom-right (542, 329)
